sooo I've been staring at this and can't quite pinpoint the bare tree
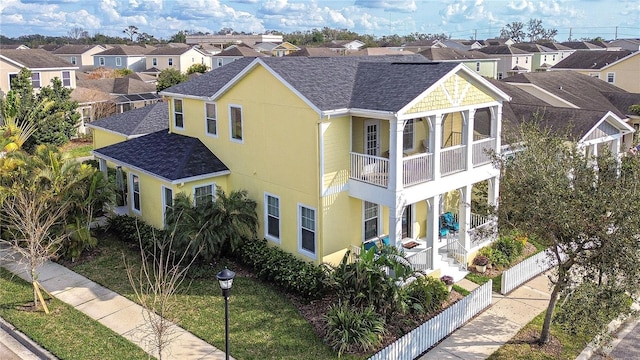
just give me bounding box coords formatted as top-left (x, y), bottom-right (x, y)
top-left (1, 188), bottom-right (70, 313)
top-left (123, 25), bottom-right (139, 42)
top-left (67, 27), bottom-right (86, 43)
top-left (500, 21), bottom-right (525, 42)
top-left (125, 224), bottom-right (199, 360)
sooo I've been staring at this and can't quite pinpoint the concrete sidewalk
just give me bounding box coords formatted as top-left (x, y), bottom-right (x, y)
top-left (0, 249), bottom-right (230, 360)
top-left (419, 271), bottom-right (553, 360)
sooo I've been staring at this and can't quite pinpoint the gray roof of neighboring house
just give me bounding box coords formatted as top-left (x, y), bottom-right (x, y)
top-left (163, 55), bottom-right (458, 112)
top-left (511, 43), bottom-right (556, 53)
top-left (601, 92), bottom-right (640, 116)
top-left (477, 45), bottom-right (531, 55)
top-left (347, 48), bottom-right (415, 56)
top-left (552, 50), bottom-right (634, 69)
top-left (287, 47), bottom-right (343, 57)
top-left (216, 46), bottom-right (266, 57)
top-left (53, 45), bottom-right (104, 55)
top-left (93, 130), bottom-right (229, 182)
top-left (537, 42), bottom-right (574, 51)
top-left (0, 49), bottom-right (76, 69)
top-left (503, 71), bottom-right (630, 118)
top-left (95, 45), bottom-right (155, 56)
top-left (76, 76), bottom-right (157, 95)
top-left (0, 44), bottom-right (28, 49)
top-left (147, 47), bottom-right (196, 56)
top-left (88, 102), bottom-right (168, 136)
top-left (419, 48), bottom-right (490, 61)
top-left (560, 41), bottom-right (606, 50)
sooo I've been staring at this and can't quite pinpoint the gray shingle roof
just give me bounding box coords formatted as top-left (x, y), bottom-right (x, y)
top-left (552, 50), bottom-right (634, 69)
top-left (0, 49), bottom-right (76, 69)
top-left (147, 47), bottom-right (194, 56)
top-left (477, 45), bottom-right (531, 55)
top-left (94, 130), bottom-right (229, 182)
top-left (350, 61), bottom-right (457, 111)
top-left (88, 102), bottom-right (168, 136)
top-left (53, 45), bottom-right (103, 55)
top-left (217, 46), bottom-right (266, 57)
top-left (419, 48), bottom-right (490, 61)
top-left (95, 45), bottom-right (155, 56)
top-left (165, 55), bottom-right (456, 113)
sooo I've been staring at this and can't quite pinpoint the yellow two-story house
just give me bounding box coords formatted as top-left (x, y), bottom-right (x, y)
top-left (93, 56), bottom-right (510, 279)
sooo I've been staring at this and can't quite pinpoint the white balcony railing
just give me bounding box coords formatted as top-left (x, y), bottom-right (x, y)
top-left (402, 153), bottom-right (433, 186)
top-left (350, 152), bottom-right (389, 187)
top-left (472, 138), bottom-right (495, 166)
top-left (440, 145), bottom-right (466, 176)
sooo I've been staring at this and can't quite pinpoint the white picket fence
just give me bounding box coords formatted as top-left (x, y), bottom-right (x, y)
top-left (368, 280), bottom-right (493, 360)
top-left (500, 248), bottom-right (563, 294)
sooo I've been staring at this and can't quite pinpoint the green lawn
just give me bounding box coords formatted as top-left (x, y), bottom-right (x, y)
top-left (69, 234), bottom-right (365, 360)
top-left (64, 144), bottom-right (93, 158)
top-left (487, 311), bottom-right (592, 360)
top-left (0, 268), bottom-right (150, 360)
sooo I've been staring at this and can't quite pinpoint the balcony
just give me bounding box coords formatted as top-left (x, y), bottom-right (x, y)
top-left (350, 137), bottom-right (496, 188)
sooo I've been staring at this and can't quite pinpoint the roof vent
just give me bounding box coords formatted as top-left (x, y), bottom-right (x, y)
top-left (559, 86), bottom-right (563, 90)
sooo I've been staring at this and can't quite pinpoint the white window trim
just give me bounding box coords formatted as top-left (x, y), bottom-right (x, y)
top-left (161, 185), bottom-right (173, 228)
top-left (363, 201), bottom-right (380, 241)
top-left (205, 102), bottom-right (218, 137)
top-left (173, 98), bottom-right (184, 129)
top-left (115, 57), bottom-right (122, 66)
top-left (229, 104), bottom-right (244, 143)
top-left (475, 62), bottom-right (480, 72)
top-left (168, 58), bottom-right (173, 66)
top-left (71, 56), bottom-right (77, 65)
top-left (99, 57), bottom-right (105, 66)
top-left (152, 58), bottom-right (157, 66)
top-left (8, 72), bottom-right (18, 89)
top-left (31, 72), bottom-right (41, 88)
top-left (130, 173), bottom-right (141, 215)
top-left (61, 71), bottom-right (71, 87)
top-left (192, 183), bottom-right (216, 207)
top-left (403, 119), bottom-right (415, 152)
top-left (297, 204), bottom-right (317, 260)
top-left (264, 192), bottom-right (281, 243)
top-left (607, 72), bottom-right (615, 83)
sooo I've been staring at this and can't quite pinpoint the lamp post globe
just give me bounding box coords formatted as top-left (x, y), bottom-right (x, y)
top-left (216, 268), bottom-right (235, 360)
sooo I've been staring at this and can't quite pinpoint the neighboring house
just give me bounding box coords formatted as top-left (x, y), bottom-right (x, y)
top-left (145, 46), bottom-right (211, 73)
top-left (92, 55), bottom-right (511, 282)
top-left (491, 78), bottom-right (634, 158)
top-left (481, 38), bottom-right (515, 46)
top-left (53, 44), bottom-right (106, 71)
top-left (419, 48), bottom-right (499, 79)
top-left (347, 48), bottom-right (414, 56)
top-left (560, 41), bottom-right (608, 51)
top-left (186, 34), bottom-right (284, 49)
top-left (270, 42), bottom-right (301, 57)
top-left (609, 39), bottom-right (640, 51)
top-left (550, 50), bottom-right (640, 93)
top-left (438, 39), bottom-right (484, 51)
top-left (288, 47), bottom-right (344, 57)
top-left (211, 45), bottom-right (266, 69)
top-left (0, 44), bottom-right (30, 50)
top-left (511, 43), bottom-right (565, 72)
top-left (72, 76), bottom-right (162, 134)
top-left (0, 48), bottom-right (77, 94)
top-left (331, 40), bottom-right (366, 50)
top-left (536, 42), bottom-right (576, 62)
top-left (500, 71), bottom-right (640, 148)
top-left (477, 45), bottom-right (533, 79)
top-left (87, 101), bottom-right (168, 149)
top-left (92, 45), bottom-right (155, 72)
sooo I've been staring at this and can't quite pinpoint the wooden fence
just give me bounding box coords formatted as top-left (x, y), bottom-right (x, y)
top-left (368, 280), bottom-right (493, 360)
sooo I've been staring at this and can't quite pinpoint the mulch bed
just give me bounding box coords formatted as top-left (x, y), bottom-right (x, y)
top-left (472, 242), bottom-right (538, 277)
top-left (508, 328), bottom-right (563, 358)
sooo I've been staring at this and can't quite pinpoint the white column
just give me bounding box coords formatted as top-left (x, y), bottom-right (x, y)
top-left (388, 119), bottom-right (404, 191)
top-left (426, 195), bottom-right (441, 267)
top-left (459, 185), bottom-right (472, 249)
top-left (432, 114), bottom-right (443, 180)
top-left (492, 104), bottom-right (503, 151)
top-left (488, 176), bottom-right (500, 209)
top-left (99, 158), bottom-right (107, 177)
top-left (465, 109), bottom-right (475, 170)
top-left (389, 204), bottom-right (403, 247)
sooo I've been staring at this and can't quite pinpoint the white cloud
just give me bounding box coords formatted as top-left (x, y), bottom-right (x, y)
top-left (354, 0), bottom-right (417, 13)
top-left (440, 0), bottom-right (497, 25)
top-left (506, 0), bottom-right (535, 12)
top-left (1, 13), bottom-right (25, 25)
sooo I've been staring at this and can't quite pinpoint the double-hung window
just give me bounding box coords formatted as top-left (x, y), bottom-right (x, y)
top-left (364, 201), bottom-right (379, 240)
top-left (194, 184), bottom-right (215, 207)
top-left (173, 99), bottom-right (184, 129)
top-left (265, 194), bottom-right (280, 242)
top-left (403, 119), bottom-right (414, 151)
top-left (31, 72), bottom-right (41, 88)
top-left (168, 58), bottom-right (173, 66)
top-left (205, 102), bottom-right (217, 136)
top-left (115, 57), bottom-right (122, 66)
top-left (229, 105), bottom-right (243, 142)
top-left (71, 56), bottom-right (77, 65)
top-left (162, 186), bottom-right (173, 227)
top-left (152, 58), bottom-right (157, 66)
top-left (131, 174), bottom-right (141, 213)
top-left (607, 72), bottom-right (615, 83)
top-left (99, 57), bottom-right (105, 66)
top-left (299, 205), bottom-right (316, 258)
top-left (475, 62), bottom-right (480, 72)
top-left (62, 71), bottom-right (71, 87)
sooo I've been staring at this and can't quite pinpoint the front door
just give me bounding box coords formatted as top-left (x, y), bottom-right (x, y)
top-left (364, 119), bottom-right (381, 157)
top-left (402, 205), bottom-right (412, 239)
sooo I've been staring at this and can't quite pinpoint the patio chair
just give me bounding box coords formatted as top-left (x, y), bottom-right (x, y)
top-left (441, 212), bottom-right (459, 232)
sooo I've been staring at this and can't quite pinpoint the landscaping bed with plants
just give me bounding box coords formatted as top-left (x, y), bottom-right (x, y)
top-left (467, 231), bottom-right (546, 291)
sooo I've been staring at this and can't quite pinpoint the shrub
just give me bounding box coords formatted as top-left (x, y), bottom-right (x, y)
top-left (324, 304), bottom-right (386, 357)
top-left (440, 275), bottom-right (454, 285)
top-left (493, 235), bottom-right (524, 263)
top-left (106, 214), bottom-right (163, 248)
top-left (186, 63), bottom-right (209, 74)
top-left (473, 255), bottom-right (489, 266)
top-left (234, 239), bottom-right (329, 301)
top-left (406, 276), bottom-right (449, 315)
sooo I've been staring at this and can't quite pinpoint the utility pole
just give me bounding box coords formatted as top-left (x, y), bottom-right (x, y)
top-left (615, 26), bottom-right (618, 40)
top-left (474, 29), bottom-right (477, 40)
top-left (568, 28), bottom-right (572, 41)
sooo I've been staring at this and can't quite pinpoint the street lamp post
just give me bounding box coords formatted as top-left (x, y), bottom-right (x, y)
top-left (216, 268), bottom-right (235, 360)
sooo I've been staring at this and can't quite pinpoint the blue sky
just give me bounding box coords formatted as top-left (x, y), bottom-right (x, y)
top-left (1, 0), bottom-right (639, 41)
